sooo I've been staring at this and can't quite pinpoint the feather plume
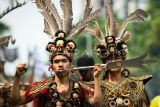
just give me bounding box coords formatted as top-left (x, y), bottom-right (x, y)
top-left (116, 9), bottom-right (148, 39)
top-left (44, 0), bottom-right (63, 30)
top-left (44, 19), bottom-right (55, 36)
top-left (36, 0), bottom-right (60, 36)
top-left (84, 27), bottom-right (96, 36)
top-left (121, 31), bottom-right (132, 41)
top-left (95, 21), bottom-right (104, 41)
top-left (104, 0), bottom-right (115, 36)
top-left (67, 9), bottom-right (101, 39)
top-left (84, 0), bottom-right (92, 18)
top-left (130, 9), bottom-right (148, 19)
top-left (60, 0), bottom-right (73, 34)
top-left (105, 14), bottom-right (110, 36)
top-left (67, 21), bottom-right (85, 40)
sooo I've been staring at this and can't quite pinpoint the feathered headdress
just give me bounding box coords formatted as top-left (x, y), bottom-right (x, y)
top-left (85, 0), bottom-right (148, 62)
top-left (35, 0), bottom-right (101, 62)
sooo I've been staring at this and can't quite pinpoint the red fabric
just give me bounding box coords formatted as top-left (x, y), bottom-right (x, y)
top-left (25, 81), bottom-right (49, 107)
top-left (25, 80), bottom-right (93, 107)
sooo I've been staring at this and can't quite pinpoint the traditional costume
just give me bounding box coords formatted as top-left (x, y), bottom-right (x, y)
top-left (83, 0), bottom-right (154, 106)
top-left (24, 0), bottom-right (100, 106)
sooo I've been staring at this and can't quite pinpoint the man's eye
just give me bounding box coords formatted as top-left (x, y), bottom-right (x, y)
top-left (62, 59), bottom-right (67, 62)
top-left (54, 60), bottom-right (60, 63)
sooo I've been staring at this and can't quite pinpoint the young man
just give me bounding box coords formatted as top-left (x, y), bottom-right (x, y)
top-left (11, 31), bottom-right (103, 107)
top-left (11, 0), bottom-right (102, 106)
top-left (85, 0), bottom-right (152, 106)
top-left (99, 53), bottom-right (151, 107)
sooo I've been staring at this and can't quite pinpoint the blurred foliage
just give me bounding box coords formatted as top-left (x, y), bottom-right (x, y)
top-left (143, 0), bottom-right (160, 99)
top-left (115, 0), bottom-right (160, 99)
top-left (0, 22), bottom-right (9, 36)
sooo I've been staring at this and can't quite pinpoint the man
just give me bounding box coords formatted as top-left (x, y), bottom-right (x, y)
top-left (85, 0), bottom-right (152, 106)
top-left (98, 53), bottom-right (151, 107)
top-left (77, 55), bottom-right (95, 82)
top-left (11, 0), bottom-right (103, 105)
top-left (11, 31), bottom-right (103, 107)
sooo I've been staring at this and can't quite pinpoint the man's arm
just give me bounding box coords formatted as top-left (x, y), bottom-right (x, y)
top-left (85, 64), bottom-right (103, 107)
top-left (11, 64), bottom-right (32, 105)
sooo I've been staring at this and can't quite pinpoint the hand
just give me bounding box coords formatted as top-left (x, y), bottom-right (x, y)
top-left (16, 64), bottom-right (27, 76)
top-left (93, 64), bottom-right (103, 78)
top-left (65, 64), bottom-right (73, 70)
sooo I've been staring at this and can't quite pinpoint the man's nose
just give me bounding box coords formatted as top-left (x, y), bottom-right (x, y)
top-left (58, 61), bottom-right (63, 67)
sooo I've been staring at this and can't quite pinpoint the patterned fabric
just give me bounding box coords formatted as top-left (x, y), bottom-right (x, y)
top-left (25, 78), bottom-right (53, 99)
top-left (83, 75), bottom-right (152, 107)
top-left (100, 75), bottom-right (152, 107)
top-left (25, 78), bottom-right (94, 107)
top-left (0, 87), bottom-right (12, 107)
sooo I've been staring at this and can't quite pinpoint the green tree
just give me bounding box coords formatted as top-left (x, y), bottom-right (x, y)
top-left (128, 0), bottom-right (160, 99)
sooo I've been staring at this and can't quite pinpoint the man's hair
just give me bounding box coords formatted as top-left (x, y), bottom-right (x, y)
top-left (77, 55), bottom-right (95, 81)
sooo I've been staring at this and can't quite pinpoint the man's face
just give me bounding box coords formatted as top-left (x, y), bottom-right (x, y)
top-left (107, 58), bottom-right (122, 72)
top-left (52, 55), bottom-right (71, 77)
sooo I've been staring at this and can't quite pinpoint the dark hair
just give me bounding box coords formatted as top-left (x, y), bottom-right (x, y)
top-left (77, 55), bottom-right (95, 81)
top-left (55, 30), bottom-right (66, 38)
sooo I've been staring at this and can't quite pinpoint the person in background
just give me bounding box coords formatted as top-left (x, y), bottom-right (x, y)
top-left (77, 55), bottom-right (96, 107)
top-left (77, 55), bottom-right (95, 82)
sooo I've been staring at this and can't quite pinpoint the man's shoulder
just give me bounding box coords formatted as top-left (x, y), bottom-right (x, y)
top-left (25, 78), bottom-right (53, 98)
top-left (128, 75), bottom-right (152, 84)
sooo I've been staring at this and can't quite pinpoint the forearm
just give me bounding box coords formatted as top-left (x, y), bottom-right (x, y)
top-left (11, 74), bottom-right (21, 104)
top-left (93, 77), bottom-right (102, 107)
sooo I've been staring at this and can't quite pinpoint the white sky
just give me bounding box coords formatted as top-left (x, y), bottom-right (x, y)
top-left (0, 0), bottom-right (86, 76)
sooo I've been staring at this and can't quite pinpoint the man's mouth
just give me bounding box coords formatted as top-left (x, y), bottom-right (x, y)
top-left (57, 69), bottom-right (66, 72)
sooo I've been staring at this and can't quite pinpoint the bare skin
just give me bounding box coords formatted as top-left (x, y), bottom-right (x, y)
top-left (11, 55), bottom-right (102, 106)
